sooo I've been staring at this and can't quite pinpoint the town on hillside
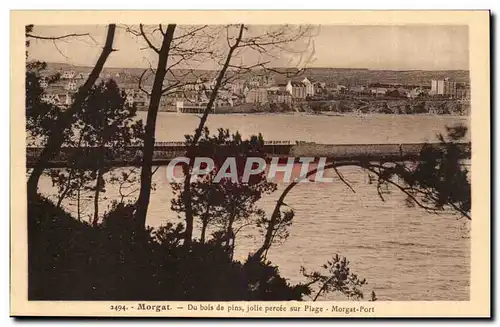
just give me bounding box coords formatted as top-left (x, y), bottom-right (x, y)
top-left (38, 65), bottom-right (471, 116)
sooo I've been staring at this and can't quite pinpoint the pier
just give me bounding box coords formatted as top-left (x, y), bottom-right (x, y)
top-left (26, 141), bottom-right (471, 169)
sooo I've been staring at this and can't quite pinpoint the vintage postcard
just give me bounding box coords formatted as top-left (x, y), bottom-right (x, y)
top-left (10, 10), bottom-right (490, 317)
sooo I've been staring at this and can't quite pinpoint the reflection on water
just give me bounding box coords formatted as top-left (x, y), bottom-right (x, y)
top-left (37, 114), bottom-right (470, 301)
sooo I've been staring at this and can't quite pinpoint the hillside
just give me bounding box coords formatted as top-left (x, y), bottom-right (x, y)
top-left (44, 62), bottom-right (469, 87)
top-left (270, 67), bottom-right (469, 86)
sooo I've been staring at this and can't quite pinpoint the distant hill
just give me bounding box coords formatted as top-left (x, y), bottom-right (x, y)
top-left (270, 67), bottom-right (470, 86)
top-left (44, 62), bottom-right (470, 87)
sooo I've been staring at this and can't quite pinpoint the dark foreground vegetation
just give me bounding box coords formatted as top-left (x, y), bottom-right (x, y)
top-left (26, 24), bottom-right (471, 302)
top-left (28, 195), bottom-right (370, 301)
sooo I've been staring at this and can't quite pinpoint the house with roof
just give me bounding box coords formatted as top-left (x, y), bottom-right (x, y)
top-left (39, 77), bottom-right (49, 89)
top-left (231, 80), bottom-right (247, 95)
top-left (248, 76), bottom-right (261, 87)
top-left (337, 85), bottom-right (348, 91)
top-left (59, 92), bottom-right (72, 106)
top-left (313, 81), bottom-right (326, 90)
top-left (65, 80), bottom-right (79, 92)
top-left (61, 70), bottom-right (76, 79)
top-left (301, 78), bottom-right (315, 97)
top-left (134, 93), bottom-right (150, 108)
top-left (266, 86), bottom-right (280, 92)
top-left (456, 87), bottom-right (470, 100)
top-left (370, 87), bottom-right (388, 96)
top-left (286, 81), bottom-right (307, 99)
top-left (407, 87), bottom-right (427, 99)
top-left (124, 89), bottom-right (137, 106)
top-left (41, 93), bottom-right (61, 105)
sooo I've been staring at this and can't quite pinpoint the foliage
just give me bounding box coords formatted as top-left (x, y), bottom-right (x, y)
top-left (25, 59), bottom-right (63, 147)
top-left (256, 208), bottom-right (295, 248)
top-left (172, 128), bottom-right (277, 247)
top-left (301, 254), bottom-right (368, 301)
top-left (28, 195), bottom-right (366, 301)
top-left (367, 124), bottom-right (470, 219)
top-left (27, 63), bottom-right (144, 221)
top-left (26, 26), bottom-right (144, 222)
top-left (25, 24), bottom-right (471, 302)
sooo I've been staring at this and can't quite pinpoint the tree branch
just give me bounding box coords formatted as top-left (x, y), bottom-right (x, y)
top-left (182, 24), bottom-right (246, 247)
top-left (26, 32), bottom-right (90, 40)
top-left (140, 24), bottom-right (160, 54)
top-left (253, 157), bottom-right (471, 260)
top-left (27, 24), bottom-right (117, 200)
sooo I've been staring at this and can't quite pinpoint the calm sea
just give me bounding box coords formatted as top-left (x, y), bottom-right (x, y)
top-left (38, 113), bottom-right (470, 301)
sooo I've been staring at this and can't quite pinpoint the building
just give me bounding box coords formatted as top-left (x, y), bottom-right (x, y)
top-left (336, 85), bottom-right (348, 93)
top-left (65, 80), bottom-right (79, 92)
top-left (313, 81), bottom-right (326, 93)
top-left (231, 80), bottom-right (247, 95)
top-left (248, 76), bottom-right (261, 87)
top-left (39, 77), bottom-right (48, 89)
top-left (134, 93), bottom-right (149, 108)
top-left (370, 87), bottom-right (388, 96)
top-left (286, 81), bottom-right (307, 99)
top-left (350, 86), bottom-right (367, 95)
top-left (124, 89), bottom-right (136, 106)
top-left (268, 90), bottom-right (292, 104)
top-left (41, 93), bottom-right (60, 105)
top-left (176, 101), bottom-right (215, 114)
top-left (301, 78), bottom-right (315, 97)
top-left (430, 78), bottom-right (457, 97)
top-left (456, 87), bottom-right (471, 100)
top-left (245, 88), bottom-right (268, 104)
top-left (407, 87), bottom-right (426, 99)
top-left (266, 86), bottom-right (280, 92)
top-left (61, 70), bottom-right (76, 79)
top-left (180, 77), bottom-right (206, 91)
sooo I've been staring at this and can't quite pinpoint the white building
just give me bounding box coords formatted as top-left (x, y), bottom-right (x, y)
top-left (65, 80), bottom-right (78, 92)
top-left (286, 81), bottom-right (307, 99)
top-left (61, 70), bottom-right (76, 79)
top-left (302, 78), bottom-right (315, 97)
top-left (430, 78), bottom-right (457, 97)
top-left (407, 87), bottom-right (426, 99)
top-left (39, 78), bottom-right (48, 89)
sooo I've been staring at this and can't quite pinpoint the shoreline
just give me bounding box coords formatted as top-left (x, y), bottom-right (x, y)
top-left (138, 111), bottom-right (469, 119)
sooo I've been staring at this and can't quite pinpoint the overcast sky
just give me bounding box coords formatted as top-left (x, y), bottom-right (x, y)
top-left (27, 25), bottom-right (469, 71)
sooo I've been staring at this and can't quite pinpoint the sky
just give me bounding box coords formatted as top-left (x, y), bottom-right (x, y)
top-left (27, 25), bottom-right (469, 71)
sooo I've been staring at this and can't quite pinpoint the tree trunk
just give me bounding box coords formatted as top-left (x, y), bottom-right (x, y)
top-left (225, 206), bottom-right (237, 246)
top-left (92, 168), bottom-right (102, 226)
top-left (200, 204), bottom-right (211, 243)
top-left (57, 124), bottom-right (87, 208)
top-left (225, 211), bottom-right (237, 258)
top-left (134, 25), bottom-right (176, 231)
top-left (77, 187), bottom-right (81, 222)
top-left (183, 25), bottom-right (245, 248)
top-left (27, 24), bottom-right (116, 200)
top-left (200, 222), bottom-right (207, 244)
top-left (56, 170), bottom-right (74, 208)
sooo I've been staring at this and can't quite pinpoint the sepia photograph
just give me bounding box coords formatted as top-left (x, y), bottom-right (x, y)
top-left (11, 10), bottom-right (490, 317)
